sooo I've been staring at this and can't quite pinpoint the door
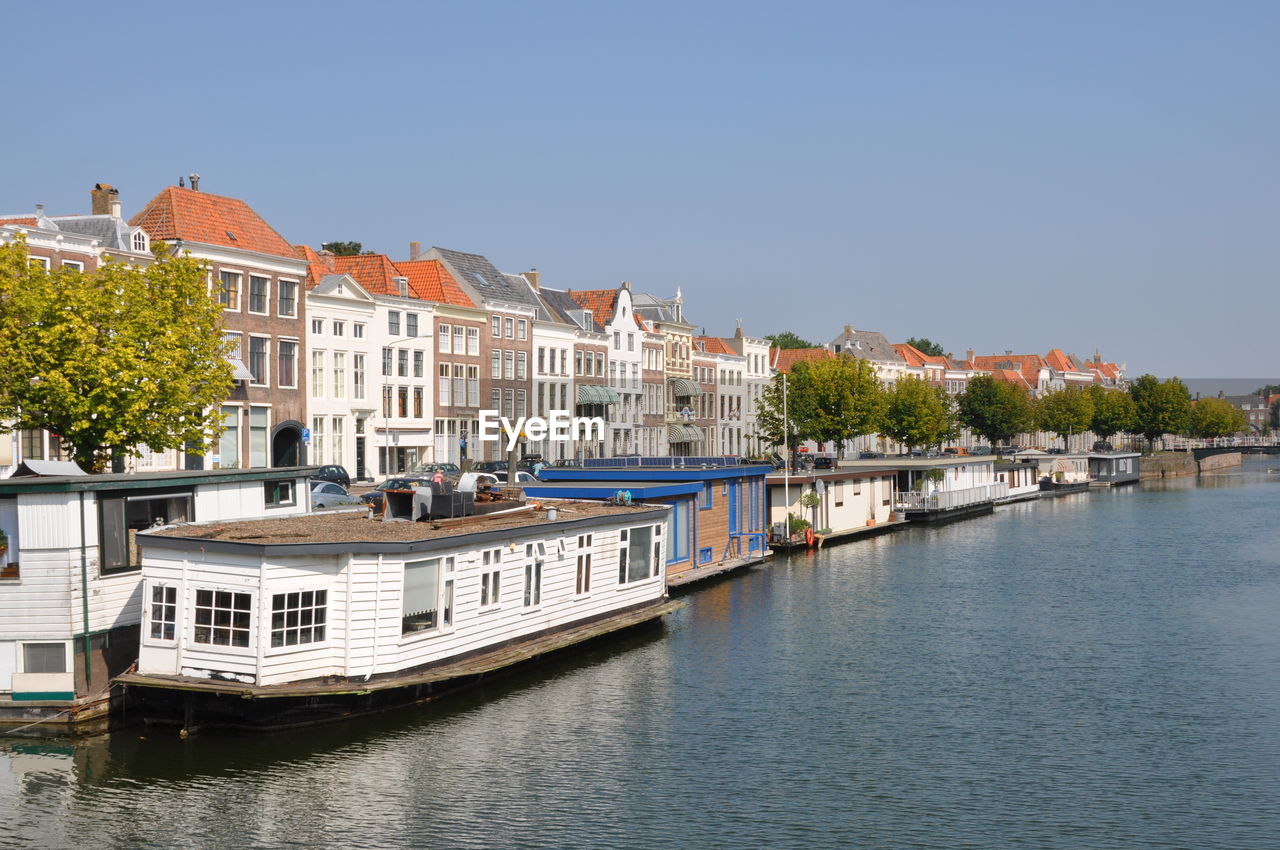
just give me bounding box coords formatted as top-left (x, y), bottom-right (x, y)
top-left (355, 436), bottom-right (366, 480)
top-left (728, 481), bottom-right (740, 535)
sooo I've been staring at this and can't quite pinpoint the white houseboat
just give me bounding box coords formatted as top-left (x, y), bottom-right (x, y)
top-left (765, 467), bottom-right (903, 549)
top-left (117, 500), bottom-right (678, 731)
top-left (0, 463), bottom-right (314, 736)
top-left (1088, 451), bottom-right (1141, 486)
top-left (843, 457), bottom-right (1006, 523)
top-left (994, 458), bottom-right (1042, 504)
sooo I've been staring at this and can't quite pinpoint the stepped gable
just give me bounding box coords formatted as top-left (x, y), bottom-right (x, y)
top-left (129, 186), bottom-right (296, 258)
top-left (396, 259), bottom-right (474, 306)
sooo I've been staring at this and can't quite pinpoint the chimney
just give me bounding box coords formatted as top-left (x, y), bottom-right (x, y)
top-left (966, 348), bottom-right (974, 362)
top-left (1005, 349), bottom-right (1013, 356)
top-left (91, 183), bottom-right (119, 216)
top-left (409, 241), bottom-right (422, 261)
top-left (526, 269), bottom-right (540, 291)
top-left (189, 173), bottom-right (200, 192)
top-left (844, 324), bottom-right (853, 335)
top-left (622, 280), bottom-right (631, 291)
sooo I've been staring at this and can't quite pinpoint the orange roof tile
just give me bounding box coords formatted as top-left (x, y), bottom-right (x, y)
top-left (892, 342), bottom-right (949, 368)
top-left (970, 353), bottom-right (1046, 387)
top-left (770, 347), bottom-right (833, 373)
top-left (327, 253), bottom-right (406, 296)
top-left (130, 187), bottom-right (297, 258)
top-left (294, 244), bottom-right (336, 290)
top-left (396, 259), bottom-right (474, 307)
top-left (989, 369), bottom-right (1032, 390)
top-left (566, 289), bottom-right (619, 325)
top-left (1044, 348), bottom-right (1081, 372)
top-left (696, 336), bottom-right (734, 355)
top-left (0, 216), bottom-right (38, 227)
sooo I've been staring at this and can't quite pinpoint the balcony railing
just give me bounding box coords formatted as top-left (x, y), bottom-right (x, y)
top-left (894, 482), bottom-right (1008, 512)
top-left (582, 456), bottom-right (743, 469)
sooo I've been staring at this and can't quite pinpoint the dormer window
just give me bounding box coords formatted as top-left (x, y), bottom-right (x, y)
top-left (132, 231), bottom-right (148, 253)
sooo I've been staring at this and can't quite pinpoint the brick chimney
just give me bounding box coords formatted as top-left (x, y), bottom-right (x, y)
top-left (409, 241), bottom-right (422, 260)
top-left (526, 269), bottom-right (540, 291)
top-left (966, 348), bottom-right (974, 362)
top-left (91, 183), bottom-right (119, 216)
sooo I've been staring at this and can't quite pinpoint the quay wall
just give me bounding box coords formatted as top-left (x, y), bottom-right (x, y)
top-left (1139, 452), bottom-right (1198, 479)
top-left (1198, 452), bottom-right (1243, 473)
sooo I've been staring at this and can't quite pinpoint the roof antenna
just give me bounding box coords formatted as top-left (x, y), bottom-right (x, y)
top-left (179, 176), bottom-right (185, 188)
top-left (189, 173), bottom-right (201, 192)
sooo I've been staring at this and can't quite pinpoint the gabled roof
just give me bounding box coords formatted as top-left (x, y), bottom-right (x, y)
top-left (989, 368), bottom-right (1032, 391)
top-left (567, 289), bottom-right (620, 325)
top-left (1045, 348), bottom-right (1084, 373)
top-left (770, 347), bottom-right (833, 373)
top-left (892, 342), bottom-right (948, 369)
top-left (696, 336), bottom-right (735, 355)
top-left (294, 244), bottom-right (335, 289)
top-left (830, 328), bottom-right (906, 364)
top-left (540, 287), bottom-right (605, 332)
top-left (130, 187), bottom-right (296, 258)
top-left (429, 247), bottom-right (542, 310)
top-left (331, 253), bottom-right (404, 297)
top-left (397, 259), bottom-right (474, 307)
top-left (970, 353), bottom-right (1046, 386)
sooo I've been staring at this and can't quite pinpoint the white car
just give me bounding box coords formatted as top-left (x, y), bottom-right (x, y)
top-left (310, 481), bottom-right (360, 510)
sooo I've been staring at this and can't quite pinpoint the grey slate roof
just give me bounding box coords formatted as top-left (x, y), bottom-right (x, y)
top-left (49, 215), bottom-right (137, 251)
top-left (431, 247), bottom-right (543, 310)
top-left (632, 292), bottom-right (689, 326)
top-left (539, 287), bottom-right (605, 332)
top-left (828, 327), bottom-right (906, 363)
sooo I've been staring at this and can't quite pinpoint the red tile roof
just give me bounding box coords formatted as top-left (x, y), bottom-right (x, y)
top-left (0, 216), bottom-right (38, 227)
top-left (294, 244), bottom-right (336, 290)
top-left (330, 253), bottom-right (405, 296)
top-left (396, 259), bottom-right (474, 307)
top-left (1044, 348), bottom-right (1081, 373)
top-left (566, 289), bottom-right (619, 325)
top-left (893, 342), bottom-right (948, 369)
top-left (989, 368), bottom-right (1032, 390)
top-left (970, 354), bottom-right (1046, 387)
top-left (696, 336), bottom-right (734, 355)
top-left (129, 187), bottom-right (297, 258)
top-left (770, 347), bottom-right (833, 373)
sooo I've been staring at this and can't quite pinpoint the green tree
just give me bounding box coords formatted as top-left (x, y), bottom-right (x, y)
top-left (956, 375), bottom-right (1034, 448)
top-left (904, 337), bottom-right (945, 357)
top-left (756, 367), bottom-right (816, 454)
top-left (1035, 387), bottom-right (1095, 451)
top-left (881, 376), bottom-right (956, 450)
top-left (1087, 384), bottom-right (1137, 440)
top-left (1252, 384), bottom-right (1280, 397)
top-left (0, 238), bottom-right (233, 472)
top-left (1189, 397), bottom-right (1248, 439)
top-left (802, 356), bottom-right (886, 449)
top-left (321, 241), bottom-right (366, 256)
top-left (764, 331), bottom-right (815, 350)
top-left (1129, 374), bottom-right (1192, 452)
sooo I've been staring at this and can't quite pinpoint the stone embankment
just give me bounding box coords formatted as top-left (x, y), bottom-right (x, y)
top-left (1138, 451), bottom-right (1242, 479)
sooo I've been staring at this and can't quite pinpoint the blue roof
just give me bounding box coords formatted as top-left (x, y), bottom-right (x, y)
top-left (539, 464), bottom-right (771, 483)
top-left (524, 481), bottom-right (700, 499)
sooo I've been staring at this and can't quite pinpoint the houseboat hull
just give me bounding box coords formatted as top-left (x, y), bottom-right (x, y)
top-left (117, 598), bottom-right (682, 732)
top-left (1039, 480), bottom-right (1091, 496)
top-left (901, 501), bottom-right (994, 524)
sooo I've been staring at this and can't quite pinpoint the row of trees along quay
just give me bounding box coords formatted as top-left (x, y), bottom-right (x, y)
top-left (754, 352), bottom-right (1246, 457)
top-left (0, 237), bottom-right (232, 473)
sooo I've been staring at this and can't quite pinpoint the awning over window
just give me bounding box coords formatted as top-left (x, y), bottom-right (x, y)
top-left (666, 424), bottom-right (703, 443)
top-left (668, 377), bottom-right (702, 397)
top-left (577, 384), bottom-right (620, 404)
top-left (227, 357), bottom-right (254, 381)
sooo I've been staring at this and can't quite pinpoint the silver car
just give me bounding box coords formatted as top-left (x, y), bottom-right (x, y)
top-left (310, 481), bottom-right (360, 510)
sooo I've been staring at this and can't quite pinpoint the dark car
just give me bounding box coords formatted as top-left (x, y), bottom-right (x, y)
top-left (813, 456), bottom-right (836, 470)
top-left (859, 451), bottom-right (886, 459)
top-left (969, 445), bottom-right (992, 456)
top-left (359, 476), bottom-right (433, 511)
top-left (1092, 440), bottom-right (1115, 452)
top-left (311, 464), bottom-right (350, 488)
top-left (414, 462), bottom-right (461, 477)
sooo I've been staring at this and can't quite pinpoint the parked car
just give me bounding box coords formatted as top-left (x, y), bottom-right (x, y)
top-left (1046, 447), bottom-right (1067, 455)
top-left (812, 456), bottom-right (836, 470)
top-left (942, 447), bottom-right (968, 456)
top-left (359, 476), bottom-right (433, 512)
top-left (310, 481), bottom-right (360, 509)
top-left (1092, 440), bottom-right (1115, 452)
top-left (969, 445), bottom-right (992, 455)
top-left (413, 462), bottom-right (460, 477)
top-left (993, 445), bottom-right (1020, 455)
top-left (311, 464), bottom-right (351, 488)
top-left (859, 451), bottom-right (886, 459)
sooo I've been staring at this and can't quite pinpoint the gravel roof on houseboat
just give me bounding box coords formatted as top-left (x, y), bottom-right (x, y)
top-left (148, 501), bottom-right (659, 546)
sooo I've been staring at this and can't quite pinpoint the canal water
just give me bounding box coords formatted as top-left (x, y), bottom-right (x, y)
top-left (3, 461), bottom-right (1279, 849)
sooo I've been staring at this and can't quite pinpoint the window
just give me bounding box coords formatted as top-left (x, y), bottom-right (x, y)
top-left (353, 322), bottom-right (365, 339)
top-left (271, 590), bottom-right (327, 647)
top-left (265, 479), bottom-right (295, 507)
top-left (332, 417), bottom-right (345, 465)
top-left (249, 407), bottom-right (269, 467)
top-left (414, 387), bottom-right (424, 418)
top-left (575, 350), bottom-right (584, 376)
top-left (224, 332), bottom-right (242, 358)
top-left (194, 589), bottom-right (252, 647)
top-left (353, 354), bottom-right (366, 399)
top-left (388, 311), bottom-right (401, 335)
top-left (492, 316), bottom-right (502, 337)
top-left (517, 352), bottom-right (527, 380)
top-left (613, 331), bottom-right (621, 349)
top-left (518, 319), bottom-right (527, 340)
top-left (398, 387), bottom-right (409, 418)
top-left (504, 350), bottom-right (515, 380)
top-left (466, 327), bottom-right (479, 355)
top-left (382, 348), bottom-right (393, 377)
top-left (618, 525), bottom-right (657, 584)
top-left (218, 271), bottom-right (240, 309)
top-left (481, 548), bottom-right (502, 607)
top-left (414, 350), bottom-right (424, 378)
top-left (333, 352), bottom-right (346, 398)
top-left (149, 586), bottom-right (177, 640)
top-left (278, 340), bottom-right (298, 388)
top-left (220, 406), bottom-right (240, 468)
top-left (407, 313), bottom-right (419, 337)
top-left (440, 324), bottom-right (452, 353)
top-left (491, 350), bottom-right (501, 379)
top-left (23, 643), bottom-right (66, 673)
top-left (311, 318), bottom-right (324, 335)
top-left (382, 385), bottom-right (393, 417)
top-left (278, 280), bottom-right (298, 317)
top-left (595, 352), bottom-right (604, 376)
top-left (453, 326), bottom-right (464, 353)
top-left (666, 501), bottom-right (690, 563)
top-left (699, 482), bottom-right (712, 509)
top-left (628, 333), bottom-right (635, 351)
top-left (504, 388), bottom-right (514, 418)
top-left (312, 351), bottom-right (326, 397)
top-left (398, 349), bottom-right (409, 377)
top-left (132, 231), bottom-right (148, 253)
top-left (332, 321), bottom-right (344, 337)
top-left (834, 482), bottom-right (844, 507)
top-left (524, 542), bottom-right (544, 606)
top-left (505, 317), bottom-right (514, 338)
top-left (516, 389), bottom-right (526, 418)
top-left (467, 366), bottom-right (479, 406)
top-left (453, 365), bottom-right (465, 404)
top-left (248, 275), bottom-right (269, 313)
top-left (62, 259), bottom-right (84, 271)
top-left (403, 558), bottom-right (442, 633)
top-left (538, 348), bottom-right (546, 374)
top-left (576, 534), bottom-right (593, 594)
top-left (439, 364), bottom-right (451, 406)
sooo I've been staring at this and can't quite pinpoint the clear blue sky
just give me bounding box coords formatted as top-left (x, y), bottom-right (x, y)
top-left (5, 1), bottom-right (1277, 378)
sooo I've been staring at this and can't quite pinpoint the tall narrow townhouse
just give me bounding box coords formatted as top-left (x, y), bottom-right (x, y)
top-left (640, 328), bottom-right (667, 456)
top-left (566, 283), bottom-right (644, 456)
top-left (697, 336), bottom-right (746, 455)
top-left (522, 272), bottom-right (576, 462)
top-left (537, 287), bottom-right (612, 460)
top-left (314, 252), bottom-right (438, 476)
top-left (722, 326), bottom-right (772, 458)
top-left (421, 248), bottom-right (537, 463)
top-left (692, 347), bottom-right (720, 452)
top-left (634, 290), bottom-right (702, 457)
top-left (0, 184), bottom-right (155, 473)
top-left (131, 185), bottom-right (308, 468)
top-left (397, 255), bottom-right (483, 466)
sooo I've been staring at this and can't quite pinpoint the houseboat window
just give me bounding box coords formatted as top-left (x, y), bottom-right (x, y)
top-left (99, 491), bottom-right (194, 575)
top-left (149, 585), bottom-right (177, 641)
top-left (619, 526), bottom-right (655, 584)
top-left (264, 480), bottom-right (295, 507)
top-left (524, 543), bottom-right (542, 607)
top-left (22, 642), bottom-right (67, 674)
top-left (403, 559), bottom-right (441, 633)
top-left (193, 590), bottom-right (252, 647)
top-left (576, 534), bottom-right (593, 594)
top-left (443, 580), bottom-right (454, 627)
top-left (271, 590), bottom-right (327, 647)
top-left (834, 482), bottom-right (844, 507)
top-left (699, 483), bottom-right (713, 510)
top-left (481, 569), bottom-right (501, 607)
top-left (666, 501), bottom-right (690, 564)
